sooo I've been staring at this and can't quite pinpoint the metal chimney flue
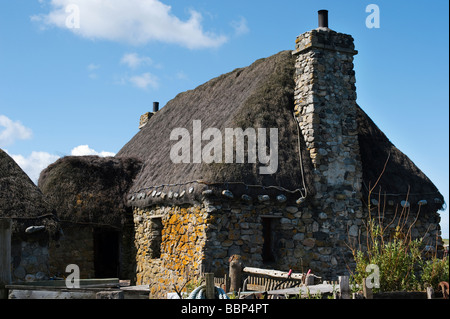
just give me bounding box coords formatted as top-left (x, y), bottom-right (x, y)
top-left (318, 10), bottom-right (328, 28)
top-left (153, 101), bottom-right (159, 112)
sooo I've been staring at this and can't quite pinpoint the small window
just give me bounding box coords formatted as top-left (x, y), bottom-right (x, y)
top-left (149, 217), bottom-right (162, 259)
top-left (261, 217), bottom-right (275, 263)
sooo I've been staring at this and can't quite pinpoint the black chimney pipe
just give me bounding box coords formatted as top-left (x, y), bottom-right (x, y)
top-left (153, 101), bottom-right (159, 112)
top-left (318, 10), bottom-right (328, 28)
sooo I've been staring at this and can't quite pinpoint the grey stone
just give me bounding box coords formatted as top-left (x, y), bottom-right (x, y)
top-left (285, 206), bottom-right (298, 214)
top-left (14, 266), bottom-right (26, 279)
top-left (96, 291), bottom-right (124, 299)
top-left (348, 225), bottom-right (359, 237)
top-left (222, 190), bottom-right (234, 199)
top-left (318, 212), bottom-right (328, 220)
top-left (25, 225), bottom-right (46, 234)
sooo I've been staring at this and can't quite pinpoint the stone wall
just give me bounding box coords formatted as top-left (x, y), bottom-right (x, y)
top-left (133, 196), bottom-right (442, 298)
top-left (133, 195), bottom-right (362, 297)
top-left (48, 225), bottom-right (95, 279)
top-left (11, 235), bottom-right (50, 282)
top-left (133, 205), bottom-right (209, 298)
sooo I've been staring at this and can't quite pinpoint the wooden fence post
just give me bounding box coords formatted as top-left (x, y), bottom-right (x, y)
top-left (229, 255), bottom-right (243, 293)
top-left (205, 273), bottom-right (215, 299)
top-left (339, 276), bottom-right (350, 299)
top-left (224, 274), bottom-right (229, 293)
top-left (0, 219), bottom-right (12, 299)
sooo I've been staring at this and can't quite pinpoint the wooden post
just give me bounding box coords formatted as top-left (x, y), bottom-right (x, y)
top-left (229, 255), bottom-right (243, 293)
top-left (426, 286), bottom-right (434, 299)
top-left (205, 273), bottom-right (215, 299)
top-left (363, 278), bottom-right (373, 299)
top-left (339, 276), bottom-right (350, 299)
top-left (0, 219), bottom-right (12, 299)
top-left (305, 274), bottom-right (314, 286)
top-left (224, 274), bottom-right (229, 293)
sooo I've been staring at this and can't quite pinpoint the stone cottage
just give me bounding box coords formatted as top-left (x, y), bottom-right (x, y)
top-left (40, 11), bottom-right (444, 298)
top-left (38, 155), bottom-right (141, 279)
top-left (0, 148), bottom-right (59, 284)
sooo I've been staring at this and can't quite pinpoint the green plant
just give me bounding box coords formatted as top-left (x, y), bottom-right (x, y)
top-left (420, 255), bottom-right (449, 291)
top-left (349, 155), bottom-right (425, 292)
top-left (350, 220), bottom-right (423, 292)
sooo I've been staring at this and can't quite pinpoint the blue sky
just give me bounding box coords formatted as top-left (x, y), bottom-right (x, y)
top-left (0, 1), bottom-right (448, 238)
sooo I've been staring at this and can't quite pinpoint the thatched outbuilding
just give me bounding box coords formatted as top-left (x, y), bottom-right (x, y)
top-left (0, 148), bottom-right (59, 282)
top-left (38, 155), bottom-right (141, 279)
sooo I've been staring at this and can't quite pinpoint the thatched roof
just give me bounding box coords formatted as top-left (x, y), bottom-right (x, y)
top-left (38, 156), bottom-right (142, 229)
top-left (117, 50), bottom-right (315, 206)
top-left (0, 148), bottom-right (59, 236)
top-left (356, 106), bottom-right (444, 215)
top-left (116, 50), bottom-right (444, 214)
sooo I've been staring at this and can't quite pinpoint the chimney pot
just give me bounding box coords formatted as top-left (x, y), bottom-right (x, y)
top-left (153, 101), bottom-right (159, 112)
top-left (318, 10), bottom-right (329, 28)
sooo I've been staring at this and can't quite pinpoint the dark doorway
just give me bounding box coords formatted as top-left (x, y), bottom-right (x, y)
top-left (93, 228), bottom-right (120, 278)
top-left (262, 218), bottom-right (275, 263)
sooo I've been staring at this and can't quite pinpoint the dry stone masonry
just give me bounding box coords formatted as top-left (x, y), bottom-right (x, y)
top-left (292, 27), bottom-right (365, 278)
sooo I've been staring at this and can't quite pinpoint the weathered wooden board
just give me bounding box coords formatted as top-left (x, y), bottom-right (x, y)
top-left (267, 283), bottom-right (337, 296)
top-left (243, 267), bottom-right (305, 280)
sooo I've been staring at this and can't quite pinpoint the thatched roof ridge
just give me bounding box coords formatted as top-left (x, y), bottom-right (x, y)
top-left (38, 155), bottom-right (142, 228)
top-left (0, 148), bottom-right (59, 236)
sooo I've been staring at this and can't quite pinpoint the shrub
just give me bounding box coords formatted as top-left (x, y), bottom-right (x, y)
top-left (350, 218), bottom-right (423, 292)
top-left (420, 255), bottom-right (449, 291)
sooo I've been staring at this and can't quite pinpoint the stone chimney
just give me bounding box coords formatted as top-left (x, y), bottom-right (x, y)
top-left (292, 10), bottom-right (364, 277)
top-left (139, 102), bottom-right (159, 129)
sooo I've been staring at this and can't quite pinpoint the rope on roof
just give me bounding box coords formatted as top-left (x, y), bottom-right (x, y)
top-left (0, 213), bottom-right (56, 220)
top-left (362, 181), bottom-right (443, 197)
top-left (293, 111), bottom-right (308, 201)
top-left (132, 179), bottom-right (305, 196)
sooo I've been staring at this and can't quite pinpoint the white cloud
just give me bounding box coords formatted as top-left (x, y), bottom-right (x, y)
top-left (128, 73), bottom-right (159, 90)
top-left (121, 53), bottom-right (152, 69)
top-left (175, 71), bottom-right (188, 80)
top-left (0, 115), bottom-right (33, 147)
top-left (7, 150), bottom-right (60, 184)
top-left (231, 16), bottom-right (249, 36)
top-left (87, 63), bottom-right (100, 79)
top-left (87, 63), bottom-right (100, 71)
top-left (32, 0), bottom-right (228, 49)
top-left (70, 144), bottom-right (115, 157)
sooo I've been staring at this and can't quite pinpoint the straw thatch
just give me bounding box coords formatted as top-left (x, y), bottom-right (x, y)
top-left (117, 50), bottom-right (315, 206)
top-left (116, 49), bottom-right (444, 214)
top-left (38, 155), bottom-right (142, 229)
top-left (356, 106), bottom-right (444, 215)
top-left (0, 148), bottom-right (58, 236)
